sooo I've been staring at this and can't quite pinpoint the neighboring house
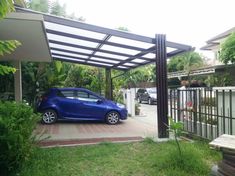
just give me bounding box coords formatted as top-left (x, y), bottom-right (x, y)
top-left (201, 26), bottom-right (235, 65)
top-left (168, 27), bottom-right (235, 86)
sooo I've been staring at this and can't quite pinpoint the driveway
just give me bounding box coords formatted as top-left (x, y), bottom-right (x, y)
top-left (135, 103), bottom-right (157, 126)
top-left (35, 104), bottom-right (157, 146)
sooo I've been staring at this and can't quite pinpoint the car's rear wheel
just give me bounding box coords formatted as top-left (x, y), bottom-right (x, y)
top-left (106, 111), bottom-right (120, 125)
top-left (42, 109), bottom-right (57, 124)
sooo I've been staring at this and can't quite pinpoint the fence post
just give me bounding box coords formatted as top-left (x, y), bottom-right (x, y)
top-left (177, 89), bottom-right (180, 122)
top-left (193, 89), bottom-right (197, 134)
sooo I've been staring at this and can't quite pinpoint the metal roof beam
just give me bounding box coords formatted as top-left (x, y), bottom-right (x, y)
top-left (51, 47), bottom-right (125, 62)
top-left (165, 41), bottom-right (192, 51)
top-left (111, 46), bottom-right (155, 68)
top-left (51, 53), bottom-right (135, 67)
top-left (53, 57), bottom-right (126, 70)
top-left (86, 34), bottom-right (111, 62)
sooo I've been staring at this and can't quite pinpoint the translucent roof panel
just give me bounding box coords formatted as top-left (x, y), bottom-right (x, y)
top-left (132, 59), bottom-right (146, 63)
top-left (52, 54), bottom-right (86, 62)
top-left (117, 66), bottom-right (129, 69)
top-left (167, 47), bottom-right (177, 53)
top-left (49, 43), bottom-right (93, 54)
top-left (123, 63), bottom-right (136, 66)
top-left (101, 44), bottom-right (140, 55)
top-left (51, 50), bottom-right (88, 59)
top-left (45, 22), bottom-right (106, 40)
top-left (109, 36), bottom-right (154, 49)
top-left (143, 53), bottom-right (155, 59)
top-left (90, 57), bottom-right (120, 64)
top-left (47, 33), bottom-right (99, 48)
top-left (87, 61), bottom-right (113, 67)
top-left (95, 52), bottom-right (128, 60)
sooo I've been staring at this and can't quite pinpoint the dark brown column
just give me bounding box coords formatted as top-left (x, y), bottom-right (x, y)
top-left (155, 34), bottom-right (169, 138)
top-left (105, 68), bottom-right (112, 100)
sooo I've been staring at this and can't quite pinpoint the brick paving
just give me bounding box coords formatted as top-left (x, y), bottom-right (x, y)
top-left (35, 118), bottom-right (156, 145)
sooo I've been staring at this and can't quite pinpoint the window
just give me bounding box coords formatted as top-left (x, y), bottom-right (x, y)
top-left (77, 91), bottom-right (99, 102)
top-left (57, 90), bottom-right (75, 99)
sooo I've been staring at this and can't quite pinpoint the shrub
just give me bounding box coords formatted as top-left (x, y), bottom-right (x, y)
top-left (160, 142), bottom-right (209, 175)
top-left (0, 101), bottom-right (40, 175)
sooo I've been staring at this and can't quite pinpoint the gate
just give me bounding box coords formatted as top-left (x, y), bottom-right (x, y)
top-left (169, 88), bottom-right (235, 140)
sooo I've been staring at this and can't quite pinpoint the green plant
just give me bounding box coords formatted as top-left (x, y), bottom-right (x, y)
top-left (162, 142), bottom-right (210, 175)
top-left (168, 118), bottom-right (183, 157)
top-left (219, 32), bottom-right (235, 64)
top-left (0, 0), bottom-right (21, 76)
top-left (0, 101), bottom-right (40, 175)
top-left (200, 115), bottom-right (218, 125)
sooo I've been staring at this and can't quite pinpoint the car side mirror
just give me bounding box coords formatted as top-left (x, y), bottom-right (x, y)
top-left (96, 99), bottom-right (103, 104)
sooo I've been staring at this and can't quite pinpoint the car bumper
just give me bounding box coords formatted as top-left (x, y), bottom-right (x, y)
top-left (150, 98), bottom-right (157, 102)
top-left (120, 109), bottom-right (128, 120)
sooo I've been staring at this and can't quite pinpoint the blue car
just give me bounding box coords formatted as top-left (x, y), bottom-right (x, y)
top-left (37, 88), bottom-right (127, 125)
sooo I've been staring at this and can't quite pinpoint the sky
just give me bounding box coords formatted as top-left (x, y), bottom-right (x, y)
top-left (57, 0), bottom-right (235, 59)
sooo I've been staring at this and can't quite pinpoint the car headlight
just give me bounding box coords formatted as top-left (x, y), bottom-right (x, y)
top-left (117, 103), bottom-right (125, 108)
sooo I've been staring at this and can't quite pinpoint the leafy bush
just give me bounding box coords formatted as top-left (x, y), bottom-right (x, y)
top-left (0, 101), bottom-right (40, 175)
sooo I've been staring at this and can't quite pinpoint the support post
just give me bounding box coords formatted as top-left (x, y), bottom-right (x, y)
top-left (155, 34), bottom-right (169, 138)
top-left (13, 60), bottom-right (22, 102)
top-left (105, 68), bottom-right (112, 100)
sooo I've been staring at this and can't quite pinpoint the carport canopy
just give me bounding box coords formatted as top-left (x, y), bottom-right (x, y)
top-left (13, 7), bottom-right (192, 70)
top-left (0, 6), bottom-right (193, 138)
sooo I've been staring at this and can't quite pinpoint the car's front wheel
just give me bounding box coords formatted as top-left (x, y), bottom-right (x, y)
top-left (42, 109), bottom-right (57, 124)
top-left (105, 111), bottom-right (120, 125)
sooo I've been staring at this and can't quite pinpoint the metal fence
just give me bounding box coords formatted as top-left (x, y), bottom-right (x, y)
top-left (169, 87), bottom-right (235, 140)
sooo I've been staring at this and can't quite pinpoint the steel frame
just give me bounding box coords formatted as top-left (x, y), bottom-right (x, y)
top-left (15, 7), bottom-right (192, 71)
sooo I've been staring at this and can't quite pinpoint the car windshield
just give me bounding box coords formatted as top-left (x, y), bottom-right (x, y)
top-left (147, 88), bottom-right (156, 93)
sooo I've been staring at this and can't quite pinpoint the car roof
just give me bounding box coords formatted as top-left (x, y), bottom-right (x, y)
top-left (51, 87), bottom-right (89, 91)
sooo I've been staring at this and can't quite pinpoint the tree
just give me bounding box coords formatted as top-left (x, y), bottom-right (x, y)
top-left (219, 32), bottom-right (235, 64)
top-left (168, 52), bottom-right (204, 82)
top-left (64, 65), bottom-right (104, 94)
top-left (27, 0), bottom-right (49, 13)
top-left (0, 0), bottom-right (21, 75)
top-left (168, 52), bottom-right (203, 73)
top-left (50, 0), bottom-right (66, 17)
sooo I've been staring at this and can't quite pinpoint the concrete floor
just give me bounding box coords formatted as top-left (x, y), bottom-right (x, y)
top-left (35, 104), bottom-right (157, 143)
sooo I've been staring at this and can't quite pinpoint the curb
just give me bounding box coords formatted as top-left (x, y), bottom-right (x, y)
top-left (39, 136), bottom-right (144, 148)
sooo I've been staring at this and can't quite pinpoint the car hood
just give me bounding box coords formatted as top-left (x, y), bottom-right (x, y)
top-left (106, 100), bottom-right (125, 109)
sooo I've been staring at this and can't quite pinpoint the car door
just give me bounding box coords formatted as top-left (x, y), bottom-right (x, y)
top-left (56, 90), bottom-right (79, 118)
top-left (76, 90), bottom-right (106, 120)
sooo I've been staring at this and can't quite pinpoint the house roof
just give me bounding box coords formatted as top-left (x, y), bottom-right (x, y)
top-left (168, 64), bottom-right (235, 79)
top-left (1, 7), bottom-right (192, 70)
top-left (201, 27), bottom-right (235, 51)
top-left (0, 12), bottom-right (52, 62)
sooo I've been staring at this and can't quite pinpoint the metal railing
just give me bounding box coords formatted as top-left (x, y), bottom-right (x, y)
top-left (169, 87), bottom-right (235, 140)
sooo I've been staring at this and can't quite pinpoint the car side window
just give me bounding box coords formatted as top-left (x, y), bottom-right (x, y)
top-left (57, 90), bottom-right (76, 99)
top-left (77, 91), bottom-right (99, 102)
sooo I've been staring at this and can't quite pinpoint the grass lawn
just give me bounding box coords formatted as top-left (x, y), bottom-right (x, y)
top-left (19, 140), bottom-right (221, 176)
